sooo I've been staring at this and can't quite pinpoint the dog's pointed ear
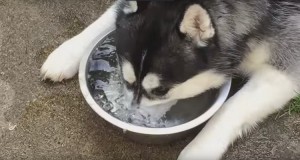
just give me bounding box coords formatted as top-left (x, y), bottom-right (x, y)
top-left (123, 1), bottom-right (150, 14)
top-left (180, 4), bottom-right (215, 46)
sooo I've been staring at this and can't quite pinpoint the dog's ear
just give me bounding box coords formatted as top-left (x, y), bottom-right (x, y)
top-left (123, 1), bottom-right (149, 14)
top-left (180, 4), bottom-right (215, 47)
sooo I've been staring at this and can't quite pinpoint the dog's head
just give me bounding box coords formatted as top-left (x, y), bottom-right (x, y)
top-left (115, 1), bottom-right (226, 106)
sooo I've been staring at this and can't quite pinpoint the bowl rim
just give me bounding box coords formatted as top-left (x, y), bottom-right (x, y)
top-left (79, 28), bottom-right (232, 135)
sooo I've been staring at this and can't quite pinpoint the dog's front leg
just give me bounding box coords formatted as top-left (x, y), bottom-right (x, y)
top-left (178, 68), bottom-right (298, 160)
top-left (41, 1), bottom-right (123, 82)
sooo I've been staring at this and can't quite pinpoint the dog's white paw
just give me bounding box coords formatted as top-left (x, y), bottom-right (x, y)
top-left (41, 38), bottom-right (85, 82)
top-left (178, 146), bottom-right (200, 160)
top-left (178, 146), bottom-right (221, 160)
top-left (178, 140), bottom-right (224, 160)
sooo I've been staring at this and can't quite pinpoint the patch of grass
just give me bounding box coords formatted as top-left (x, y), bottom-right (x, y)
top-left (287, 96), bottom-right (300, 114)
top-left (275, 96), bottom-right (300, 119)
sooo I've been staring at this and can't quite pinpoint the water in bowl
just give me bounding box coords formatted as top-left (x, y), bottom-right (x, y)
top-left (86, 32), bottom-right (218, 128)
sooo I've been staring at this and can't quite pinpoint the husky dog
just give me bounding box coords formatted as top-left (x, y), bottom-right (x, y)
top-left (41, 0), bottom-right (300, 159)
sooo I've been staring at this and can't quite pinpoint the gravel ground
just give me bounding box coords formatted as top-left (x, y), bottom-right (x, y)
top-left (0, 0), bottom-right (299, 159)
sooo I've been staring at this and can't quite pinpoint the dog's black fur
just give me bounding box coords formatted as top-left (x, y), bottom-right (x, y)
top-left (116, 0), bottom-right (300, 78)
top-left (116, 1), bottom-right (219, 99)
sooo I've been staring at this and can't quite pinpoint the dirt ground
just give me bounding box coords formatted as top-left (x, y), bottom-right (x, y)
top-left (0, 0), bottom-right (299, 159)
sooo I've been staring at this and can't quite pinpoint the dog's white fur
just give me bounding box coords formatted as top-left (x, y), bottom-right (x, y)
top-left (142, 73), bottom-right (161, 90)
top-left (139, 70), bottom-right (226, 107)
top-left (41, 1), bottom-right (120, 81)
top-left (178, 67), bottom-right (297, 160)
top-left (41, 1), bottom-right (299, 160)
top-left (239, 40), bottom-right (271, 74)
top-left (168, 70), bottom-right (226, 100)
top-left (122, 61), bottom-right (136, 84)
top-left (123, 1), bottom-right (138, 14)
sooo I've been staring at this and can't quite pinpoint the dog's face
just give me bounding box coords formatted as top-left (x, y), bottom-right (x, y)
top-left (115, 1), bottom-right (226, 106)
